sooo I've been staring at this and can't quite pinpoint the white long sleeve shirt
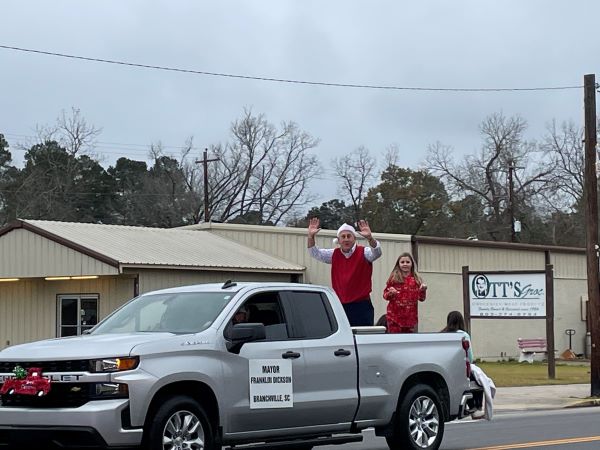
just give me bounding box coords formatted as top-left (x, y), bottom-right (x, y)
top-left (308, 241), bottom-right (382, 264)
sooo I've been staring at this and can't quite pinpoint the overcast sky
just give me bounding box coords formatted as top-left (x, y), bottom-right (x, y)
top-left (1, 1), bottom-right (599, 204)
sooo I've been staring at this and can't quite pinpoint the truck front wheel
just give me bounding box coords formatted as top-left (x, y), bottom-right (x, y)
top-left (146, 395), bottom-right (215, 450)
top-left (386, 384), bottom-right (444, 450)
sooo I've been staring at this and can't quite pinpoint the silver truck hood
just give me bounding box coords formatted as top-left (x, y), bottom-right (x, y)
top-left (0, 333), bottom-right (173, 361)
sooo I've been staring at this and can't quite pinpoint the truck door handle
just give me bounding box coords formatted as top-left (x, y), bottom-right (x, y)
top-left (334, 349), bottom-right (351, 357)
top-left (282, 351), bottom-right (301, 359)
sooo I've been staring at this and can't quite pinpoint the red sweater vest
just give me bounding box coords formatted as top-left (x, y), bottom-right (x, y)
top-left (331, 245), bottom-right (373, 304)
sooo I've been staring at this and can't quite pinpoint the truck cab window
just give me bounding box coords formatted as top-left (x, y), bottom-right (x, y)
top-left (287, 291), bottom-right (337, 339)
top-left (235, 292), bottom-right (289, 341)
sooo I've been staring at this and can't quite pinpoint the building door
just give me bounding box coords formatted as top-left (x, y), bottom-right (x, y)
top-left (57, 295), bottom-right (99, 337)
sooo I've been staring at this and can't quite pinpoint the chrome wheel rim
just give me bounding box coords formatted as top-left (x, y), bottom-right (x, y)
top-left (408, 395), bottom-right (440, 448)
top-left (162, 409), bottom-right (205, 450)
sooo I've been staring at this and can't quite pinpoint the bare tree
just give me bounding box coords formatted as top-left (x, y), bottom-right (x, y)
top-left (4, 110), bottom-right (104, 223)
top-left (333, 146), bottom-right (376, 222)
top-left (383, 143), bottom-right (401, 169)
top-left (426, 112), bottom-right (555, 241)
top-left (540, 119), bottom-right (585, 212)
top-left (36, 107), bottom-right (102, 156)
top-left (206, 109), bottom-right (321, 225)
top-left (533, 119), bottom-right (599, 246)
top-left (16, 108), bottom-right (105, 208)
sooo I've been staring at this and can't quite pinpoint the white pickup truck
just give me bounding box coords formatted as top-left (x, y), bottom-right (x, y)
top-left (0, 281), bottom-right (479, 450)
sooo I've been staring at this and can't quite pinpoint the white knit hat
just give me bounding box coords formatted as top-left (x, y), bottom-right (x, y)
top-left (336, 223), bottom-right (357, 237)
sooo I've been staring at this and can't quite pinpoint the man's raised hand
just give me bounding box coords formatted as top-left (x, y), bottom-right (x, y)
top-left (308, 217), bottom-right (321, 238)
top-left (357, 220), bottom-right (373, 240)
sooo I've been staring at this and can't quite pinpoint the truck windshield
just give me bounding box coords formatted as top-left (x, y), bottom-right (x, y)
top-left (91, 291), bottom-right (233, 335)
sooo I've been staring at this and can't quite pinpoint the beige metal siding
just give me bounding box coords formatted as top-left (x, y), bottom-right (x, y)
top-left (469, 306), bottom-right (584, 359)
top-left (417, 272), bottom-right (461, 334)
top-left (0, 228), bottom-right (118, 278)
top-left (417, 243), bottom-right (546, 274)
top-left (549, 253), bottom-right (587, 356)
top-left (419, 273), bottom-right (587, 358)
top-left (0, 276), bottom-right (134, 349)
top-left (470, 318), bottom-right (548, 359)
top-left (203, 227), bottom-right (315, 276)
top-left (0, 280), bottom-right (54, 348)
top-left (416, 242), bottom-right (588, 358)
top-left (552, 278), bottom-right (588, 355)
top-left (415, 273), bottom-right (548, 357)
top-left (135, 269), bottom-right (294, 294)
top-left (550, 252), bottom-right (587, 280)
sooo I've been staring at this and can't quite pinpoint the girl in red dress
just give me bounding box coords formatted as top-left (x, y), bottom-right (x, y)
top-left (383, 252), bottom-right (427, 333)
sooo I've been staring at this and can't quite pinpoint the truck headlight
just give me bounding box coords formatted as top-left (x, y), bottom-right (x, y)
top-left (90, 356), bottom-right (139, 373)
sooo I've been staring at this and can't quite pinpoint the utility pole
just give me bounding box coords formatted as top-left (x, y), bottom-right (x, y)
top-left (195, 148), bottom-right (219, 223)
top-left (583, 74), bottom-right (600, 397)
top-left (508, 159), bottom-right (516, 242)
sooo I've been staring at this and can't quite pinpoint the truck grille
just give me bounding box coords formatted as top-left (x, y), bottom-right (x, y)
top-left (0, 360), bottom-right (90, 373)
top-left (0, 383), bottom-right (94, 408)
top-left (0, 360), bottom-right (124, 408)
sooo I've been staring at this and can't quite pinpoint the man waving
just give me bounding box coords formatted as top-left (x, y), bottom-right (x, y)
top-left (307, 218), bottom-right (382, 326)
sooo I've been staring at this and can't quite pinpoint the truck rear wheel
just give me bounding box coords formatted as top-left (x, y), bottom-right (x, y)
top-left (386, 384), bottom-right (444, 450)
top-left (146, 395), bottom-right (215, 450)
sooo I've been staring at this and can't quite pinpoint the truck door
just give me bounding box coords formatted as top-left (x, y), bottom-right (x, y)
top-left (281, 290), bottom-right (358, 428)
top-left (224, 290), bottom-right (310, 434)
top-left (223, 289), bottom-right (357, 436)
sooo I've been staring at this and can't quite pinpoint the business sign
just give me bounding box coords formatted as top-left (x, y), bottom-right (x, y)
top-left (469, 272), bottom-right (546, 317)
top-left (248, 359), bottom-right (293, 409)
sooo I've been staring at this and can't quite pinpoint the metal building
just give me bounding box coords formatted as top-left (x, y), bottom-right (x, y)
top-left (0, 219), bottom-right (589, 359)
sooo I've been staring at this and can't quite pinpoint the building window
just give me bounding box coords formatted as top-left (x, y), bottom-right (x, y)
top-left (57, 295), bottom-right (99, 337)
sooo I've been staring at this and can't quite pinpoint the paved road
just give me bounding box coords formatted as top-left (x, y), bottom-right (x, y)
top-left (221, 386), bottom-right (599, 450)
top-left (313, 407), bottom-right (600, 450)
top-left (442, 408), bottom-right (600, 450)
top-left (225, 384), bottom-right (598, 450)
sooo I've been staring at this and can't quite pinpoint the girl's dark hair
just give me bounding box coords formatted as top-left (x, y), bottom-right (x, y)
top-left (442, 310), bottom-right (466, 332)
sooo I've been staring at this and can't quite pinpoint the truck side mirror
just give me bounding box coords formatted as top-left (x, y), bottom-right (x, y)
top-left (225, 323), bottom-right (266, 353)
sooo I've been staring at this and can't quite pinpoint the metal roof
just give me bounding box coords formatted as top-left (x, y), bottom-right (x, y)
top-left (8, 220), bottom-right (305, 273)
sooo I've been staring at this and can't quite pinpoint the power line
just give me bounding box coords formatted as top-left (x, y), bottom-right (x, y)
top-left (1, 131), bottom-right (324, 165)
top-left (2, 132), bottom-right (192, 151)
top-left (0, 44), bottom-right (584, 93)
top-left (3, 132), bottom-right (333, 175)
top-left (2, 132), bottom-right (201, 160)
